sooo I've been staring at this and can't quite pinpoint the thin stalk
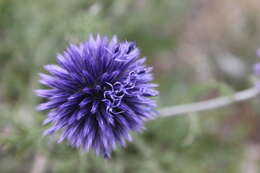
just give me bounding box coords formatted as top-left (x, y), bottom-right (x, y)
top-left (159, 87), bottom-right (259, 117)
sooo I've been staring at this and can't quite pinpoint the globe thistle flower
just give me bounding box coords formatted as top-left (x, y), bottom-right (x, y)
top-left (254, 49), bottom-right (260, 88)
top-left (35, 35), bottom-right (158, 158)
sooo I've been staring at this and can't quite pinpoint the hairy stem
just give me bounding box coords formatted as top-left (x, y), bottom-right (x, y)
top-left (30, 151), bottom-right (48, 173)
top-left (159, 87), bottom-right (259, 117)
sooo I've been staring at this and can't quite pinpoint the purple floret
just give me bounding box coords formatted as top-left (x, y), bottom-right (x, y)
top-left (35, 35), bottom-right (158, 158)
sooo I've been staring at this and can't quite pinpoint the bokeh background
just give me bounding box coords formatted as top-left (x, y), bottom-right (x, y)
top-left (1, 0), bottom-right (260, 172)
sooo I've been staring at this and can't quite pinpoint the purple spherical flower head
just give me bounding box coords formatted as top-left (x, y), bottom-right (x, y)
top-left (254, 49), bottom-right (260, 89)
top-left (35, 35), bottom-right (158, 158)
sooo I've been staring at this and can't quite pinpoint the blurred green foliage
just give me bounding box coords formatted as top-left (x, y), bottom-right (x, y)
top-left (0, 0), bottom-right (259, 172)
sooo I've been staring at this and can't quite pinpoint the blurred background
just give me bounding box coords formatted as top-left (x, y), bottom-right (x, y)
top-left (1, 0), bottom-right (260, 172)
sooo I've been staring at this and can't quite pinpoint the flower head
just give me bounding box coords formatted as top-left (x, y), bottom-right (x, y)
top-left (36, 35), bottom-right (158, 158)
top-left (254, 49), bottom-right (260, 89)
